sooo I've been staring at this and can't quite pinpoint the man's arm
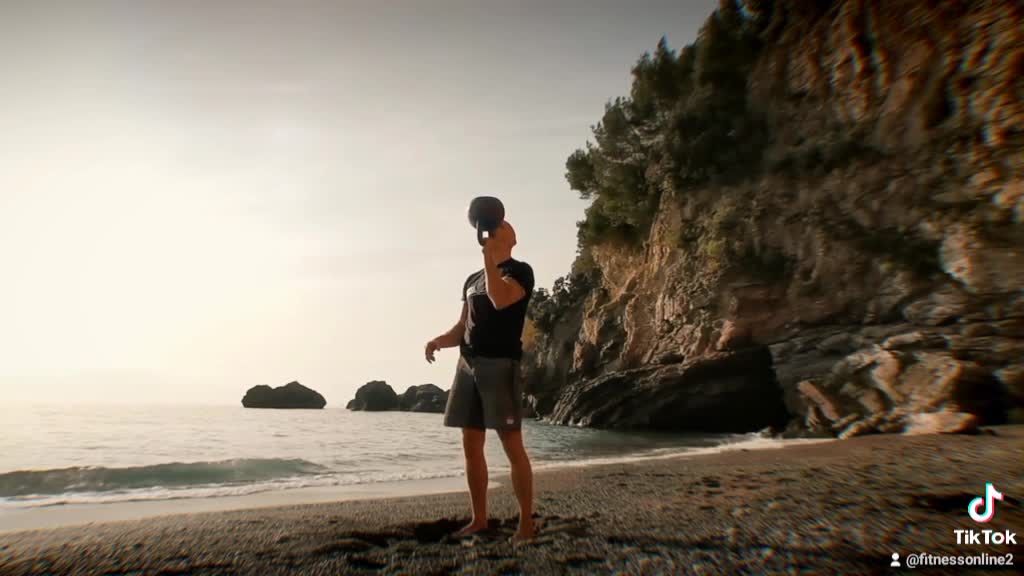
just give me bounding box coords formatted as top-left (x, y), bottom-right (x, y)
top-left (483, 253), bottom-right (526, 310)
top-left (425, 303), bottom-right (468, 363)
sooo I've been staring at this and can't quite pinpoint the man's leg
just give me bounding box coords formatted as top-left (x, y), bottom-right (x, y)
top-left (456, 427), bottom-right (489, 536)
top-left (497, 428), bottom-right (534, 540)
top-left (445, 357), bottom-right (489, 536)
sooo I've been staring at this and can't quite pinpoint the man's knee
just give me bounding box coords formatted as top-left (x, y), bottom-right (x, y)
top-left (497, 429), bottom-right (527, 456)
top-left (462, 428), bottom-right (486, 458)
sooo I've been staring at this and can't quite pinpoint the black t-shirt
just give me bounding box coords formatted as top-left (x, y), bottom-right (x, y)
top-left (460, 258), bottom-right (534, 360)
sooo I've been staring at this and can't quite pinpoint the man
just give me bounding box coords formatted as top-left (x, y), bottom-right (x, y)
top-left (424, 220), bottom-right (535, 542)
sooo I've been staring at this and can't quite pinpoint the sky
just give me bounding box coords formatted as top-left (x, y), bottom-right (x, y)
top-left (0, 0), bottom-right (716, 405)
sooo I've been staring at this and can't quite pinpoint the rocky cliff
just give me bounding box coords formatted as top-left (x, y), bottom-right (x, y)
top-left (524, 0), bottom-right (1023, 437)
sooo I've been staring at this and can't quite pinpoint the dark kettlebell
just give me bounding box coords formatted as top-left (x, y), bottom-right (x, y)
top-left (467, 196), bottom-right (505, 246)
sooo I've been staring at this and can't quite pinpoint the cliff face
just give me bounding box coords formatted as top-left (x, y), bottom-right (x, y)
top-left (525, 0), bottom-right (1023, 436)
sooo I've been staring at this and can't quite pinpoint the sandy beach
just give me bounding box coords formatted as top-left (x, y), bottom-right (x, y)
top-left (1, 427), bottom-right (1020, 575)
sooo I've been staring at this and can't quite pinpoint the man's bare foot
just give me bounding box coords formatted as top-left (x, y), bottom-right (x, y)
top-left (511, 521), bottom-right (535, 542)
top-left (453, 520), bottom-right (488, 538)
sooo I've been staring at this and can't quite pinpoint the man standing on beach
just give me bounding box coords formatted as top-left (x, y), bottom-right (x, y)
top-left (424, 220), bottom-right (536, 541)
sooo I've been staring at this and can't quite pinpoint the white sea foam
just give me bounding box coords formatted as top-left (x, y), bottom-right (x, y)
top-left (529, 432), bottom-right (834, 471)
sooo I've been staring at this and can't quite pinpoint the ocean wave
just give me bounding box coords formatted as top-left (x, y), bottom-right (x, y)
top-left (527, 432), bottom-right (834, 471)
top-left (0, 467), bottom-right (466, 509)
top-left (0, 458), bottom-right (329, 498)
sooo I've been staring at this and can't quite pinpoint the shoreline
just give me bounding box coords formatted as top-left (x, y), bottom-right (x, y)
top-left (0, 476), bottom-right (471, 535)
top-left (2, 427), bottom-right (1021, 574)
top-left (0, 432), bottom-right (829, 534)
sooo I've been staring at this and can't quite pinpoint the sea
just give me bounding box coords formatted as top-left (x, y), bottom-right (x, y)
top-left (0, 404), bottom-right (806, 529)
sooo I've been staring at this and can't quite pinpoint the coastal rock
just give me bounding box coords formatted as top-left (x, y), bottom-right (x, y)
top-left (241, 381), bottom-right (326, 409)
top-left (782, 343), bottom-right (1009, 438)
top-left (522, 0), bottom-right (1023, 437)
top-left (548, 347), bottom-right (789, 433)
top-left (901, 286), bottom-right (970, 327)
top-left (346, 381), bottom-right (399, 412)
top-left (940, 226), bottom-right (1024, 296)
top-left (903, 411), bottom-right (979, 436)
top-left (398, 384), bottom-right (448, 413)
top-left (996, 364), bottom-right (1024, 424)
top-left (996, 364), bottom-right (1024, 400)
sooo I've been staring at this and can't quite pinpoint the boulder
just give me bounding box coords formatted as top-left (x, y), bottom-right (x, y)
top-left (346, 381), bottom-right (399, 411)
top-left (940, 225), bottom-right (1024, 295)
top-left (903, 411), bottom-right (979, 435)
top-left (398, 384), bottom-right (448, 413)
top-left (901, 285), bottom-right (970, 326)
top-left (548, 347), bottom-right (789, 433)
top-left (241, 381), bottom-right (326, 409)
top-left (793, 346), bottom-right (1010, 437)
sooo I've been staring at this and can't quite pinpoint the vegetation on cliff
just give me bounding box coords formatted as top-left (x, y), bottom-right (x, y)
top-left (530, 0), bottom-right (770, 333)
top-left (566, 0), bottom-right (768, 251)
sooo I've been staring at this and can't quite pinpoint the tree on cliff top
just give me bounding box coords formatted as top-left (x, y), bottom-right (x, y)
top-left (566, 0), bottom-right (767, 253)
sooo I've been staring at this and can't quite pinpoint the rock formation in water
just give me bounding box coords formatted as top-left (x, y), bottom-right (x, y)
top-left (398, 384), bottom-right (449, 413)
top-left (241, 381), bottom-right (327, 409)
top-left (346, 381), bottom-right (400, 411)
top-left (346, 382), bottom-right (450, 413)
top-left (524, 0), bottom-right (1023, 437)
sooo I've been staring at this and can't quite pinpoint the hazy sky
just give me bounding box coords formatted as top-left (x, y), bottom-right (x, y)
top-left (0, 0), bottom-right (715, 405)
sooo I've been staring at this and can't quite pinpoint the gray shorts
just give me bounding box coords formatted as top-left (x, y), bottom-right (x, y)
top-left (443, 355), bottom-right (523, 430)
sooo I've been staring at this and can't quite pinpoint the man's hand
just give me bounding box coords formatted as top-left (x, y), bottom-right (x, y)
top-left (481, 221), bottom-right (513, 261)
top-left (425, 305), bottom-right (467, 363)
top-left (425, 338), bottom-right (440, 363)
top-left (481, 234), bottom-right (503, 262)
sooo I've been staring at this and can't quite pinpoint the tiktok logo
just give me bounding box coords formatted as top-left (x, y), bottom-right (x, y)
top-left (968, 483), bottom-right (1004, 523)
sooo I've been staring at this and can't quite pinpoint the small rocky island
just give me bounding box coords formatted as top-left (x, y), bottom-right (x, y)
top-left (242, 381), bottom-right (327, 409)
top-left (399, 384), bottom-right (449, 413)
top-left (346, 381), bottom-right (449, 413)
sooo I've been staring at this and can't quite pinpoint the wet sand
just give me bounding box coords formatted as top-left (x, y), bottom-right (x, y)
top-left (0, 477), bottom-right (470, 535)
top-left (1, 427), bottom-right (1021, 575)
